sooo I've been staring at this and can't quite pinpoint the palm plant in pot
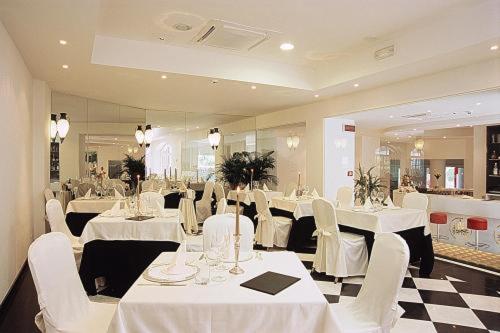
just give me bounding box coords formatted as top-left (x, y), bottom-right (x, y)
top-left (354, 164), bottom-right (385, 205)
top-left (120, 154), bottom-right (145, 190)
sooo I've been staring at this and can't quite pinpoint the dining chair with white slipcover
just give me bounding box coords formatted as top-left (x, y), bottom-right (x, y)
top-left (44, 188), bottom-right (55, 202)
top-left (28, 232), bottom-right (116, 333)
top-left (195, 181), bottom-right (215, 223)
top-left (312, 198), bottom-right (368, 278)
top-left (76, 183), bottom-right (96, 198)
top-left (336, 186), bottom-right (353, 209)
top-left (254, 189), bottom-right (292, 248)
top-left (139, 192), bottom-right (165, 211)
top-left (203, 214), bottom-right (254, 256)
top-left (214, 183), bottom-right (225, 203)
top-left (45, 199), bottom-right (82, 267)
top-left (330, 233), bottom-right (410, 333)
top-left (284, 182), bottom-right (297, 197)
top-left (216, 198), bottom-right (227, 215)
top-left (402, 192), bottom-right (428, 211)
top-left (179, 191), bottom-right (198, 234)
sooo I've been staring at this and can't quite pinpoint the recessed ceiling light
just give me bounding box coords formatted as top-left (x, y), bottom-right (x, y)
top-left (476, 102), bottom-right (481, 106)
top-left (280, 42), bottom-right (294, 51)
top-left (211, 79), bottom-right (219, 84)
top-left (158, 37), bottom-right (165, 41)
top-left (427, 110), bottom-right (432, 113)
top-left (59, 40), bottom-right (67, 45)
top-left (251, 85), bottom-right (257, 90)
top-left (408, 135), bottom-right (412, 138)
top-left (389, 115), bottom-right (394, 119)
top-left (161, 75), bottom-right (167, 79)
top-left (314, 94), bottom-right (319, 98)
top-left (62, 64), bottom-right (69, 69)
top-left (396, 137), bottom-right (399, 140)
top-left (387, 141), bottom-right (391, 144)
top-left (413, 128), bottom-right (417, 131)
top-left (196, 126), bottom-right (199, 129)
top-left (114, 138), bottom-right (117, 140)
top-left (490, 45), bottom-right (499, 51)
top-left (443, 136), bottom-right (447, 139)
top-left (456, 124), bottom-right (460, 127)
top-left (173, 23), bottom-right (192, 31)
top-left (353, 83), bottom-right (359, 87)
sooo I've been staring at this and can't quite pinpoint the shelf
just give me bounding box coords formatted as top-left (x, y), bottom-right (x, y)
top-left (488, 174), bottom-right (500, 178)
top-left (488, 159), bottom-right (500, 161)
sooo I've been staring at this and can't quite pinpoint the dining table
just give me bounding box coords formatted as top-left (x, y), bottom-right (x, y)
top-left (107, 251), bottom-right (337, 333)
top-left (65, 197), bottom-right (124, 236)
top-left (78, 208), bottom-right (186, 297)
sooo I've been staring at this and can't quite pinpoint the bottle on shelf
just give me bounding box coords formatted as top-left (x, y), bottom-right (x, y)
top-left (494, 162), bottom-right (499, 176)
top-left (492, 150), bottom-right (498, 160)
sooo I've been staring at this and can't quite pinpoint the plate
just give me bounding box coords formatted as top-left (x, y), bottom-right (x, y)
top-left (142, 263), bottom-right (199, 283)
top-left (221, 251), bottom-right (254, 263)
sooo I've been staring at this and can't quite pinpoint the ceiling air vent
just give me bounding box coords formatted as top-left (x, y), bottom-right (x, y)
top-left (374, 45), bottom-right (395, 60)
top-left (194, 19), bottom-right (269, 51)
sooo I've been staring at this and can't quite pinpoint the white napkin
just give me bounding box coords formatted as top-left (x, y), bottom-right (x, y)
top-left (110, 201), bottom-right (121, 215)
top-left (84, 189), bottom-right (91, 199)
top-left (363, 199), bottom-right (374, 211)
top-left (114, 189), bottom-right (123, 199)
top-left (311, 188), bottom-right (320, 199)
top-left (262, 183), bottom-right (270, 191)
top-left (166, 241), bottom-right (189, 274)
top-left (179, 182), bottom-right (187, 192)
top-left (383, 196), bottom-right (395, 208)
top-left (289, 189), bottom-right (297, 200)
top-left (156, 200), bottom-right (165, 217)
top-left (244, 184), bottom-right (250, 193)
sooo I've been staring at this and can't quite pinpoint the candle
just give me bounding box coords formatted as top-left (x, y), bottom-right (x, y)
top-left (164, 169), bottom-right (166, 180)
top-left (169, 167), bottom-right (172, 179)
top-left (236, 186), bottom-right (240, 235)
top-left (250, 168), bottom-right (254, 190)
top-left (196, 169), bottom-right (199, 183)
top-left (175, 168), bottom-right (178, 182)
top-left (298, 172), bottom-right (301, 188)
top-left (136, 174), bottom-right (141, 214)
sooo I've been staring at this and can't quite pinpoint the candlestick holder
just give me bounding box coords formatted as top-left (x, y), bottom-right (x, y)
top-left (229, 233), bottom-right (244, 275)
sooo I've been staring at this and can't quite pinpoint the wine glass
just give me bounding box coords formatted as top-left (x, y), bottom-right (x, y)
top-left (302, 185), bottom-right (310, 198)
top-left (210, 234), bottom-right (227, 282)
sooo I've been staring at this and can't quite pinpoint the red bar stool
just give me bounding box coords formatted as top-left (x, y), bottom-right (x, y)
top-left (430, 212), bottom-right (447, 242)
top-left (467, 216), bottom-right (488, 250)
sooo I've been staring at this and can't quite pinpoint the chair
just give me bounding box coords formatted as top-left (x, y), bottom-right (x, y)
top-left (336, 186), bottom-right (353, 209)
top-left (330, 233), bottom-right (410, 333)
top-left (203, 214), bottom-right (254, 257)
top-left (44, 188), bottom-right (55, 202)
top-left (77, 183), bottom-right (96, 198)
top-left (195, 181), bottom-right (215, 223)
top-left (284, 182), bottom-right (297, 197)
top-left (254, 189), bottom-right (292, 248)
top-left (216, 198), bottom-right (227, 215)
top-left (312, 198), bottom-right (368, 278)
top-left (28, 232), bottom-right (116, 333)
top-left (467, 216), bottom-right (488, 250)
top-left (214, 183), bottom-right (225, 203)
top-left (430, 212), bottom-right (447, 242)
top-left (139, 192), bottom-right (165, 212)
top-left (45, 199), bottom-right (83, 267)
top-left (179, 197), bottom-right (198, 234)
top-left (402, 192), bottom-right (428, 211)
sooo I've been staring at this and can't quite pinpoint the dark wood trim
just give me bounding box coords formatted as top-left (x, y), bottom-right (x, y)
top-left (0, 260), bottom-right (29, 324)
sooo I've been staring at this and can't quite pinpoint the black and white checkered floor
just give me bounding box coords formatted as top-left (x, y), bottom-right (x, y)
top-left (297, 253), bottom-right (500, 333)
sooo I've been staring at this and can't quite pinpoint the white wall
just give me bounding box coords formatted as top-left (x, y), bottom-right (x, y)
top-left (0, 21), bottom-right (34, 302)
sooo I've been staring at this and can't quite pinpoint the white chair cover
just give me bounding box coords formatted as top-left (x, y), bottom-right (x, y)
top-left (336, 186), bottom-right (353, 209)
top-left (284, 182), bottom-right (297, 197)
top-left (140, 192), bottom-right (165, 212)
top-left (195, 181), bottom-right (214, 223)
top-left (28, 232), bottom-right (116, 333)
top-left (186, 189), bottom-right (196, 200)
top-left (77, 183), bottom-right (95, 198)
top-left (216, 198), bottom-right (227, 215)
top-left (214, 183), bottom-right (225, 203)
top-left (44, 188), bottom-right (55, 202)
top-left (254, 190), bottom-right (292, 248)
top-left (46, 199), bottom-right (82, 267)
top-left (179, 198), bottom-right (198, 234)
top-left (330, 233), bottom-right (410, 333)
top-left (203, 214), bottom-right (254, 257)
top-left (402, 192), bottom-right (428, 211)
top-left (312, 198), bottom-right (368, 277)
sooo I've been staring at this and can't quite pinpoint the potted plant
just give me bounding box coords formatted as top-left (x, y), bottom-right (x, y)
top-left (121, 154), bottom-right (145, 189)
top-left (354, 164), bottom-right (384, 205)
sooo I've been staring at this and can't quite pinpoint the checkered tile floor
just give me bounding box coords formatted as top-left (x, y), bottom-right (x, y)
top-left (297, 253), bottom-right (500, 333)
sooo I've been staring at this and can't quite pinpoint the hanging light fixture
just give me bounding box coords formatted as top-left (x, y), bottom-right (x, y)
top-left (50, 114), bottom-right (58, 142)
top-left (56, 113), bottom-right (70, 143)
top-left (144, 124), bottom-right (153, 148)
top-left (135, 125), bottom-right (145, 147)
top-left (414, 138), bottom-right (425, 151)
top-left (208, 128), bottom-right (221, 150)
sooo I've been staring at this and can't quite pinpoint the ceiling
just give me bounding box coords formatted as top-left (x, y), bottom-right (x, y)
top-left (0, 0), bottom-right (499, 115)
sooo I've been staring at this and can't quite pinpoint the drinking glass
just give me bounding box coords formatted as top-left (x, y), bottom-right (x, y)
top-left (210, 235), bottom-right (227, 282)
top-left (195, 257), bottom-right (210, 285)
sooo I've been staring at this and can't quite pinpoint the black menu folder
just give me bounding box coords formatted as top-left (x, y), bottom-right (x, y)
top-left (240, 271), bottom-right (301, 295)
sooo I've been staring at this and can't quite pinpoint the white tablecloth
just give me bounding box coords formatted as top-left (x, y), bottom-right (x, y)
top-left (336, 208), bottom-right (430, 235)
top-left (79, 209), bottom-right (186, 245)
top-left (107, 251), bottom-right (337, 333)
top-left (270, 197), bottom-right (314, 220)
top-left (227, 190), bottom-right (283, 205)
top-left (66, 198), bottom-right (123, 214)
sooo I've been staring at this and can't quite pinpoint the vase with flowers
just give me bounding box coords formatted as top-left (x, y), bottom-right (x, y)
top-left (433, 170), bottom-right (442, 189)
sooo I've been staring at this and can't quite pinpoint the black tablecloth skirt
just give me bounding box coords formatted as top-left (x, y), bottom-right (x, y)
top-left (227, 200), bottom-right (258, 231)
top-left (164, 191), bottom-right (205, 209)
top-left (270, 208), bottom-right (317, 254)
top-left (66, 212), bottom-right (99, 236)
top-left (79, 240), bottom-right (180, 297)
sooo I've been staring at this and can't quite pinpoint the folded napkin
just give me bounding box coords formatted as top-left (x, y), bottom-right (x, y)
top-left (363, 199), bottom-right (374, 211)
top-left (114, 189), bottom-right (123, 199)
top-left (262, 183), bottom-right (270, 191)
top-left (244, 184), bottom-right (250, 193)
top-left (110, 201), bottom-right (121, 215)
top-left (289, 189), bottom-right (297, 200)
top-left (156, 200), bottom-right (165, 217)
top-left (84, 189), bottom-right (92, 199)
top-left (311, 188), bottom-right (320, 199)
top-left (383, 196), bottom-right (395, 208)
top-left (166, 241), bottom-right (189, 274)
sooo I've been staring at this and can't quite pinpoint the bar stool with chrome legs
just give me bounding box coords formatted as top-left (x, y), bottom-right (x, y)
top-left (466, 216), bottom-right (488, 250)
top-left (430, 212), bottom-right (447, 242)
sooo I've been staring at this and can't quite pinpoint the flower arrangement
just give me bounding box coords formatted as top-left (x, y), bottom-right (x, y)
top-left (433, 170), bottom-right (442, 188)
top-left (354, 164), bottom-right (385, 205)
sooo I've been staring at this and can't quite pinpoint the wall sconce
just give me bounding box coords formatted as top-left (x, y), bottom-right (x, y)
top-left (208, 127), bottom-right (221, 150)
top-left (50, 113), bottom-right (70, 143)
top-left (287, 135), bottom-right (299, 149)
top-left (414, 138), bottom-right (424, 151)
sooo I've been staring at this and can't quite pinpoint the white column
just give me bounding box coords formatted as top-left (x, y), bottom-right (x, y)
top-left (473, 126), bottom-right (487, 198)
